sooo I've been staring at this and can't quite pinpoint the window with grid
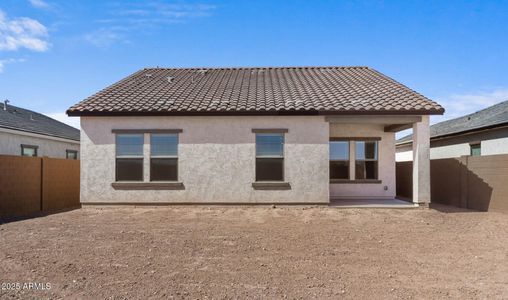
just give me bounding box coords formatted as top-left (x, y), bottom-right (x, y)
top-left (150, 133), bottom-right (178, 181)
top-left (115, 134), bottom-right (144, 181)
top-left (355, 141), bottom-right (378, 180)
top-left (255, 133), bottom-right (284, 181)
top-left (330, 141), bottom-right (349, 179)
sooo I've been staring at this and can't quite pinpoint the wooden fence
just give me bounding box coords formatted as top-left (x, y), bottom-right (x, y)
top-left (396, 154), bottom-right (508, 211)
top-left (0, 155), bottom-right (80, 217)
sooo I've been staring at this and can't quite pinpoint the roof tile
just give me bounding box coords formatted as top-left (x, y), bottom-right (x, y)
top-left (67, 67), bottom-right (444, 116)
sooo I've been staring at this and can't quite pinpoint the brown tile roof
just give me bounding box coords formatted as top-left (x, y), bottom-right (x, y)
top-left (67, 67), bottom-right (444, 116)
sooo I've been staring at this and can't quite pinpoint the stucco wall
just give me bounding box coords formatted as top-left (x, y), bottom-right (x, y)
top-left (396, 143), bottom-right (470, 161)
top-left (329, 123), bottom-right (396, 199)
top-left (80, 116), bottom-right (330, 204)
top-left (482, 137), bottom-right (508, 155)
top-left (0, 129), bottom-right (79, 159)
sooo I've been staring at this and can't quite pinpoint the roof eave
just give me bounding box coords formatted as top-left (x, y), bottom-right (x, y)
top-left (0, 125), bottom-right (80, 142)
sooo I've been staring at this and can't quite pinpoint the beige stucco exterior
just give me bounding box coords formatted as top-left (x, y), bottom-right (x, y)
top-left (80, 116), bottom-right (330, 204)
top-left (329, 123), bottom-right (396, 200)
top-left (80, 115), bottom-right (430, 204)
top-left (0, 128), bottom-right (79, 159)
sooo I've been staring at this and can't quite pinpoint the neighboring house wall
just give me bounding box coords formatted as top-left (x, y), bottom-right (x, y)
top-left (80, 116), bottom-right (330, 204)
top-left (396, 126), bottom-right (508, 161)
top-left (0, 128), bottom-right (80, 159)
top-left (329, 123), bottom-right (396, 200)
top-left (482, 137), bottom-right (508, 155)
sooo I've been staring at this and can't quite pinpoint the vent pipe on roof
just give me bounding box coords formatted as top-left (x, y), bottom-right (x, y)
top-left (3, 99), bottom-right (9, 110)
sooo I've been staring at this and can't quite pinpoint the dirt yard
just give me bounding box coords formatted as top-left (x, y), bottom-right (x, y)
top-left (1, 205), bottom-right (507, 299)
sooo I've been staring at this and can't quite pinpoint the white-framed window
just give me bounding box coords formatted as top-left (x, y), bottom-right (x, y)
top-left (330, 141), bottom-right (349, 180)
top-left (355, 141), bottom-right (378, 180)
top-left (150, 133), bottom-right (178, 181)
top-left (329, 138), bottom-right (380, 182)
top-left (255, 133), bottom-right (284, 181)
top-left (115, 134), bottom-right (144, 181)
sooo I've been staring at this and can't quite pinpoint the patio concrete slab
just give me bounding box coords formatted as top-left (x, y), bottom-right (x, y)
top-left (329, 198), bottom-right (418, 208)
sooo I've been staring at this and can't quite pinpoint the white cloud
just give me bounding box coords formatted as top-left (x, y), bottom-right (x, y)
top-left (83, 2), bottom-right (215, 48)
top-left (0, 58), bottom-right (26, 73)
top-left (44, 112), bottom-right (80, 129)
top-left (115, 2), bottom-right (216, 21)
top-left (432, 88), bottom-right (508, 124)
top-left (0, 10), bottom-right (50, 52)
top-left (28, 0), bottom-right (50, 9)
top-left (84, 28), bottom-right (127, 48)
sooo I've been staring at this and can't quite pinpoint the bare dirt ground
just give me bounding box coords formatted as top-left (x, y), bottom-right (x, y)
top-left (1, 205), bottom-right (507, 299)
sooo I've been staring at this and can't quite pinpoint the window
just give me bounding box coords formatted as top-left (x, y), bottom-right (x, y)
top-left (255, 133), bottom-right (284, 181)
top-left (355, 141), bottom-right (378, 180)
top-left (470, 143), bottom-right (481, 156)
top-left (115, 134), bottom-right (144, 181)
top-left (330, 141), bottom-right (349, 179)
top-left (150, 133), bottom-right (178, 181)
top-left (66, 150), bottom-right (78, 160)
top-left (21, 144), bottom-right (38, 157)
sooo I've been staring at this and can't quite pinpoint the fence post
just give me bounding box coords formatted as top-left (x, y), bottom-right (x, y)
top-left (40, 157), bottom-right (44, 211)
top-left (459, 156), bottom-right (469, 209)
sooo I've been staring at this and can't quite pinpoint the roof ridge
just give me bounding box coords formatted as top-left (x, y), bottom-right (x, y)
top-left (142, 66), bottom-right (372, 71)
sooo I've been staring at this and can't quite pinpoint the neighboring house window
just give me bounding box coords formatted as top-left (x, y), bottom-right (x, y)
top-left (355, 141), bottom-right (378, 180)
top-left (150, 133), bottom-right (178, 181)
top-left (470, 143), bottom-right (481, 156)
top-left (255, 133), bottom-right (284, 181)
top-left (116, 134), bottom-right (144, 181)
top-left (330, 141), bottom-right (349, 179)
top-left (66, 150), bottom-right (78, 160)
top-left (21, 144), bottom-right (38, 157)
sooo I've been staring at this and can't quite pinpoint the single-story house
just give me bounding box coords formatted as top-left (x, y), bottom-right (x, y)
top-left (67, 67), bottom-right (443, 206)
top-left (396, 100), bottom-right (508, 161)
top-left (1, 101), bottom-right (80, 159)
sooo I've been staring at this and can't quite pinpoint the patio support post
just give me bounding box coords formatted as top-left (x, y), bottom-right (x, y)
top-left (412, 115), bottom-right (431, 206)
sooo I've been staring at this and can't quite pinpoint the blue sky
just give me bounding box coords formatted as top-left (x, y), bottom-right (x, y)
top-left (0, 0), bottom-right (507, 129)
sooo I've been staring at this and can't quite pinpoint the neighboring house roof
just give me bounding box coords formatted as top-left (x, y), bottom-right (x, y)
top-left (397, 100), bottom-right (508, 145)
top-left (67, 66), bottom-right (444, 116)
top-left (0, 104), bottom-right (80, 141)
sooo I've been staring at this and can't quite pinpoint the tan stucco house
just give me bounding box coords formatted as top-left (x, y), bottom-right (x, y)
top-left (67, 67), bottom-right (443, 206)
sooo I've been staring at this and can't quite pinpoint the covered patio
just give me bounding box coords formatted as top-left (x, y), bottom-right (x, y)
top-left (327, 115), bottom-right (431, 207)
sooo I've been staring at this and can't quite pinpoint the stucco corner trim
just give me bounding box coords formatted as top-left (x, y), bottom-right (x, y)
top-left (252, 182), bottom-right (291, 190)
top-left (251, 128), bottom-right (289, 133)
top-left (330, 179), bottom-right (382, 184)
top-left (111, 182), bottom-right (185, 190)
